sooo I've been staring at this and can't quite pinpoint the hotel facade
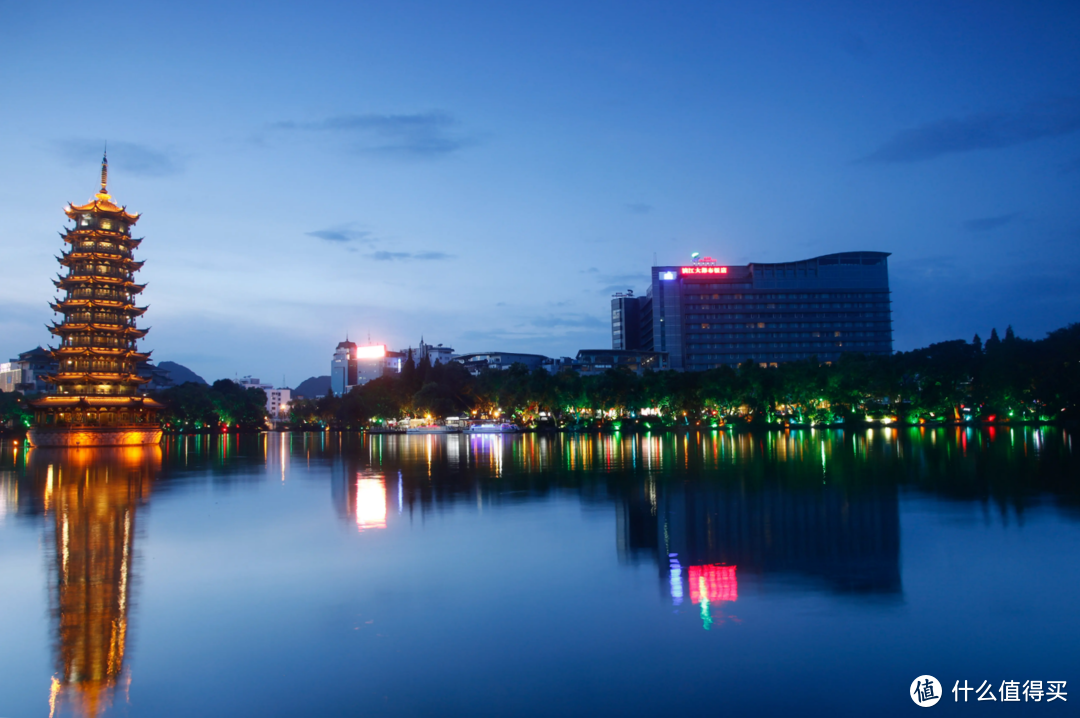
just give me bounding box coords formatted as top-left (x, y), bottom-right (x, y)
top-left (614, 252), bottom-right (893, 370)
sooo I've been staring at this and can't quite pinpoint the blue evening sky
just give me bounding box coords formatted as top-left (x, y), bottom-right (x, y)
top-left (1, 0), bottom-right (1078, 384)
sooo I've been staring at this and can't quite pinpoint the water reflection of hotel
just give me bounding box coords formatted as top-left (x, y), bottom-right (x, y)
top-left (618, 478), bottom-right (901, 610)
top-left (22, 446), bottom-right (159, 718)
top-left (331, 455), bottom-right (393, 531)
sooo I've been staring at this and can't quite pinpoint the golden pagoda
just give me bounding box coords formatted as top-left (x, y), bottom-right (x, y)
top-left (28, 154), bottom-right (163, 447)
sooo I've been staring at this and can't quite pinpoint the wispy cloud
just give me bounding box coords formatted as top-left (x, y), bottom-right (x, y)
top-left (306, 226), bottom-right (375, 244)
top-left (963, 213), bottom-right (1020, 233)
top-left (596, 271), bottom-right (649, 295)
top-left (54, 139), bottom-right (184, 176)
top-left (368, 250), bottom-right (453, 262)
top-left (863, 98), bottom-right (1080, 163)
top-left (530, 314), bottom-right (604, 329)
top-left (625, 202), bottom-right (653, 214)
top-left (271, 111), bottom-right (473, 157)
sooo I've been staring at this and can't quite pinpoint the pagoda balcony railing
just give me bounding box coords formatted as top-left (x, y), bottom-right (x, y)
top-left (63, 313), bottom-right (134, 326)
top-left (55, 386), bottom-right (139, 397)
top-left (63, 337), bottom-right (137, 349)
top-left (59, 361), bottom-right (132, 373)
top-left (68, 289), bottom-right (132, 302)
top-left (66, 268), bottom-right (132, 281)
top-left (37, 412), bottom-right (152, 427)
top-left (72, 243), bottom-right (133, 258)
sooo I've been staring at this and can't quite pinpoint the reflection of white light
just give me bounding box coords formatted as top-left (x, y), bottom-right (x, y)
top-left (355, 477), bottom-right (387, 531)
top-left (669, 553), bottom-right (683, 605)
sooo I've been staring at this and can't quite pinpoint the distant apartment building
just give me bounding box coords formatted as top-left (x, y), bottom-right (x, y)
top-left (404, 337), bottom-right (455, 365)
top-left (0, 347), bottom-right (56, 394)
top-left (267, 388), bottom-right (291, 419)
top-left (453, 352), bottom-right (548, 375)
top-left (613, 252), bottom-right (893, 370)
top-left (611, 291), bottom-right (644, 351)
top-left (575, 349), bottom-right (669, 376)
top-left (239, 376), bottom-right (273, 391)
top-left (239, 376), bottom-right (290, 418)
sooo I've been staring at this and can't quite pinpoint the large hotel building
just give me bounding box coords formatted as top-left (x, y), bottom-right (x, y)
top-left (613, 252), bottom-right (893, 370)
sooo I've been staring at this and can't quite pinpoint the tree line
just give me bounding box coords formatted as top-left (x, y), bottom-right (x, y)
top-left (285, 323), bottom-right (1080, 429)
top-left (1, 323), bottom-right (1078, 433)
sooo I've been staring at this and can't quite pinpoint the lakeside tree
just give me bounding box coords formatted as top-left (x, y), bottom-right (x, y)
top-left (274, 322), bottom-right (1080, 430)
top-left (154, 379), bottom-right (268, 430)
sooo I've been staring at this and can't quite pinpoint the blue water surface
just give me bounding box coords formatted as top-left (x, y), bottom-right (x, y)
top-left (0, 428), bottom-right (1077, 717)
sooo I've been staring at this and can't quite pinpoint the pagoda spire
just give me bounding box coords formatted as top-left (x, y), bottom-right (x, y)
top-left (99, 147), bottom-right (109, 196)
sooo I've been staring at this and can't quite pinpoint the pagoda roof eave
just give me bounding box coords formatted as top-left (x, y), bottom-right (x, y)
top-left (50, 347), bottom-right (151, 360)
top-left (65, 195), bottom-right (140, 223)
top-left (47, 373), bottom-right (151, 384)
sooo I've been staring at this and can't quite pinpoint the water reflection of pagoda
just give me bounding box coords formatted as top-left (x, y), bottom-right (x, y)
top-left (28, 154), bottom-right (163, 447)
top-left (617, 479), bottom-right (901, 605)
top-left (32, 447), bottom-right (157, 718)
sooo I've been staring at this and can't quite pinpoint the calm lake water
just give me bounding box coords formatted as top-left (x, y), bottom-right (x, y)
top-left (1, 428), bottom-right (1078, 717)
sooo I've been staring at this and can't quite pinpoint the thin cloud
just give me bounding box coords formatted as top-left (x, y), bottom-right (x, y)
top-left (863, 97), bottom-right (1080, 163)
top-left (963, 213), bottom-right (1020, 233)
top-left (54, 139), bottom-right (184, 177)
top-left (596, 271), bottom-right (649, 295)
top-left (368, 250), bottom-right (453, 261)
top-left (306, 227), bottom-right (375, 244)
top-left (530, 314), bottom-right (604, 329)
top-left (271, 111), bottom-right (473, 157)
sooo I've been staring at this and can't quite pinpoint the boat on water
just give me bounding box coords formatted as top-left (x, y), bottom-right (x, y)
top-left (466, 422), bottom-right (519, 433)
top-left (405, 425), bottom-right (462, 434)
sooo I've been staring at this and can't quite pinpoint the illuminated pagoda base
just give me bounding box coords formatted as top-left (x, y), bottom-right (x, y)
top-left (28, 423), bottom-right (163, 447)
top-left (28, 154), bottom-right (164, 449)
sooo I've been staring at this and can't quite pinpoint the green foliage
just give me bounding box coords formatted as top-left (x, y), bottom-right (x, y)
top-left (155, 322), bottom-right (1080, 431)
top-left (0, 391), bottom-right (32, 429)
top-left (154, 380), bottom-right (268, 430)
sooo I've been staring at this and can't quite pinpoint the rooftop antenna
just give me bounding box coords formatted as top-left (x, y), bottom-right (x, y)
top-left (653, 251), bottom-right (657, 266)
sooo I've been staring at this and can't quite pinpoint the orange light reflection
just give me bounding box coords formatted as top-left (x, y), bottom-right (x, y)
top-left (355, 477), bottom-right (387, 531)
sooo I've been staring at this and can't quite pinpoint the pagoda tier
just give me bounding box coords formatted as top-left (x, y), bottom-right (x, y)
top-left (50, 300), bottom-right (148, 316)
top-left (29, 154), bottom-right (163, 447)
top-left (58, 253), bottom-right (146, 271)
top-left (48, 323), bottom-right (150, 339)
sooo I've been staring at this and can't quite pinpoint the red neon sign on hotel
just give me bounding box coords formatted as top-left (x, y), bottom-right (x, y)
top-left (680, 266), bottom-right (728, 275)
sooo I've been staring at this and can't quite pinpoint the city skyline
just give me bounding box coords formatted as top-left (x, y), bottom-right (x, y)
top-left (2, 1), bottom-right (1079, 384)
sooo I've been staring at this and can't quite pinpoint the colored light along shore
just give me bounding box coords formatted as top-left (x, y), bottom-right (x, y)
top-left (27, 154), bottom-right (163, 447)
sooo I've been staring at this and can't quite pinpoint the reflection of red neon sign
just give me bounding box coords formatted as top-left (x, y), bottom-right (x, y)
top-left (689, 564), bottom-right (737, 603)
top-left (680, 266), bottom-right (728, 275)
